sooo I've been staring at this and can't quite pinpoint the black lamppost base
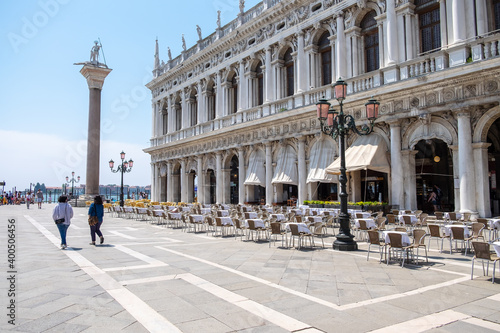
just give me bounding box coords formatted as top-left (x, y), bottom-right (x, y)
top-left (332, 235), bottom-right (358, 251)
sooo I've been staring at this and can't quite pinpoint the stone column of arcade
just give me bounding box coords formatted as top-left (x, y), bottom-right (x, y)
top-left (78, 64), bottom-right (112, 198)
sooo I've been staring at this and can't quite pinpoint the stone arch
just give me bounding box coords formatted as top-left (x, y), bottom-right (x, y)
top-left (276, 41), bottom-right (296, 59)
top-left (403, 117), bottom-right (457, 150)
top-left (307, 134), bottom-right (337, 159)
top-left (204, 154), bottom-right (216, 172)
top-left (248, 56), bottom-right (265, 72)
top-left (223, 149), bottom-right (238, 169)
top-left (351, 2), bottom-right (383, 28)
top-left (187, 158), bottom-right (197, 173)
top-left (473, 105), bottom-right (500, 143)
top-left (310, 27), bottom-right (333, 46)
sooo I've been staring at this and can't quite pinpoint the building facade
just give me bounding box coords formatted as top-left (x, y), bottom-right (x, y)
top-left (145, 0), bottom-right (500, 217)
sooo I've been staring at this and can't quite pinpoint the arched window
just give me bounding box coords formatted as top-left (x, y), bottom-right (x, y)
top-left (318, 32), bottom-right (332, 86)
top-left (361, 11), bottom-right (379, 73)
top-left (284, 48), bottom-right (294, 97)
top-left (416, 0), bottom-right (441, 53)
top-left (255, 61), bottom-right (264, 106)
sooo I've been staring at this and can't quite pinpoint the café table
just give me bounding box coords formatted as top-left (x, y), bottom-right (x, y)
top-left (399, 214), bottom-right (418, 225)
top-left (382, 231), bottom-right (411, 246)
top-left (354, 218), bottom-right (377, 230)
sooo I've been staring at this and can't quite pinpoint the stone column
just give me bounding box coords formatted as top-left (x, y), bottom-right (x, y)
top-left (296, 31), bottom-right (306, 93)
top-left (386, 0), bottom-right (399, 65)
top-left (197, 155), bottom-right (204, 204)
top-left (166, 162), bottom-right (173, 202)
top-left (378, 23), bottom-right (385, 69)
top-left (439, 0), bottom-right (448, 47)
top-left (155, 164), bottom-right (161, 202)
top-left (457, 110), bottom-right (476, 213)
top-left (451, 0), bottom-right (466, 44)
top-left (215, 72), bottom-right (222, 119)
top-left (79, 64), bottom-right (112, 197)
top-left (405, 13), bottom-right (414, 61)
top-left (215, 152), bottom-right (222, 204)
top-left (390, 121), bottom-right (404, 209)
top-left (475, 0), bottom-right (487, 36)
top-left (238, 61), bottom-right (246, 111)
top-left (265, 46), bottom-right (273, 103)
top-left (335, 13), bottom-right (346, 79)
top-left (238, 147), bottom-right (245, 205)
top-left (474, 142), bottom-right (491, 217)
top-left (180, 159), bottom-right (187, 203)
top-left (167, 95), bottom-right (174, 133)
top-left (150, 163), bottom-right (156, 202)
top-left (181, 90), bottom-right (189, 129)
top-left (265, 142), bottom-right (273, 206)
top-left (196, 82), bottom-right (202, 125)
top-left (297, 136), bottom-right (307, 206)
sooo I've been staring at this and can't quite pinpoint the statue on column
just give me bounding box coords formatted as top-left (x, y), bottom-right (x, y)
top-left (196, 25), bottom-right (202, 41)
top-left (167, 47), bottom-right (172, 61)
top-left (182, 34), bottom-right (186, 52)
top-left (217, 10), bottom-right (221, 29)
top-left (90, 41), bottom-right (100, 63)
top-left (239, 0), bottom-right (245, 14)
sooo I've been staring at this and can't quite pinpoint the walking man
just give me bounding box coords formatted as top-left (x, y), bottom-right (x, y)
top-left (36, 189), bottom-right (44, 209)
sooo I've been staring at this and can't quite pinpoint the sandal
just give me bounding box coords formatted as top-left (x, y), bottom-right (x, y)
top-left (89, 242), bottom-right (95, 245)
top-left (100, 236), bottom-right (104, 244)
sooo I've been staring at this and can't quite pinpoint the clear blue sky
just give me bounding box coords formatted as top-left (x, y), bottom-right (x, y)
top-left (0, 0), bottom-right (260, 191)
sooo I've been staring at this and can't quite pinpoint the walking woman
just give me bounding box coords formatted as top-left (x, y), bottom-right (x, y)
top-left (52, 195), bottom-right (73, 249)
top-left (88, 195), bottom-right (105, 245)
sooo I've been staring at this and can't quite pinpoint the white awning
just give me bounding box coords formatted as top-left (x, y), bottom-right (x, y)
top-left (244, 149), bottom-right (265, 186)
top-left (307, 138), bottom-right (338, 183)
top-left (272, 145), bottom-right (298, 185)
top-left (325, 135), bottom-right (390, 175)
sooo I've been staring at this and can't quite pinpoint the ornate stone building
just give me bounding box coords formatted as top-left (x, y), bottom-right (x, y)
top-left (145, 0), bottom-right (500, 217)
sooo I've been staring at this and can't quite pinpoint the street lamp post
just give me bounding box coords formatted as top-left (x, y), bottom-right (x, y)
top-left (316, 78), bottom-right (379, 251)
top-left (65, 172), bottom-right (80, 199)
top-left (109, 151), bottom-right (133, 207)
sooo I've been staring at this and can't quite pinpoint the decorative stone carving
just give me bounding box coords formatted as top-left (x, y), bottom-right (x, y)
top-left (464, 84), bottom-right (477, 98)
top-left (410, 97), bottom-right (419, 108)
top-left (426, 93), bottom-right (437, 106)
top-left (443, 89), bottom-right (455, 102)
top-left (485, 80), bottom-right (498, 93)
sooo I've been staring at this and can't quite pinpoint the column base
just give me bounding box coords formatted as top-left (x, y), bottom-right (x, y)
top-left (332, 235), bottom-right (358, 251)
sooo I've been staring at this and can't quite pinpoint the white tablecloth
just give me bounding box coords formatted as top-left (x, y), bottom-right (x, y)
top-left (181, 207), bottom-right (191, 212)
top-left (489, 219), bottom-right (500, 230)
top-left (167, 206), bottom-right (177, 211)
top-left (245, 212), bottom-right (258, 219)
top-left (444, 212), bottom-right (462, 221)
top-left (263, 207), bottom-right (273, 213)
top-left (492, 241), bottom-right (500, 257)
top-left (153, 210), bottom-right (164, 217)
top-left (292, 209), bottom-right (304, 216)
top-left (307, 216), bottom-right (323, 223)
top-left (152, 205), bottom-right (162, 210)
top-left (272, 214), bottom-right (286, 222)
top-left (299, 205), bottom-right (309, 209)
top-left (383, 231), bottom-right (411, 246)
top-left (200, 208), bottom-right (211, 215)
top-left (285, 222), bottom-right (311, 234)
top-left (244, 219), bottom-right (266, 228)
top-left (399, 215), bottom-right (418, 225)
top-left (190, 215), bottom-right (203, 222)
top-left (136, 208), bottom-right (148, 214)
top-left (124, 207), bottom-right (134, 213)
top-left (168, 212), bottom-right (182, 219)
top-left (443, 225), bottom-right (470, 237)
top-left (218, 210), bottom-right (229, 217)
top-left (355, 218), bottom-right (377, 229)
top-left (221, 204), bottom-right (230, 210)
top-left (353, 212), bottom-right (371, 218)
top-left (218, 217), bottom-right (234, 226)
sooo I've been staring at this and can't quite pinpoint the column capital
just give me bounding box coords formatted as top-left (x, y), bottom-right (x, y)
top-left (472, 142), bottom-right (492, 150)
top-left (454, 108), bottom-right (471, 118)
top-left (79, 64), bottom-right (112, 90)
top-left (387, 119), bottom-right (402, 127)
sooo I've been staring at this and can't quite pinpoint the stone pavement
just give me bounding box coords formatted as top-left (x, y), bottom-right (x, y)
top-left (1, 204), bottom-right (500, 332)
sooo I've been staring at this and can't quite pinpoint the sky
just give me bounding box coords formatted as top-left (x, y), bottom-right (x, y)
top-left (0, 0), bottom-right (260, 192)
